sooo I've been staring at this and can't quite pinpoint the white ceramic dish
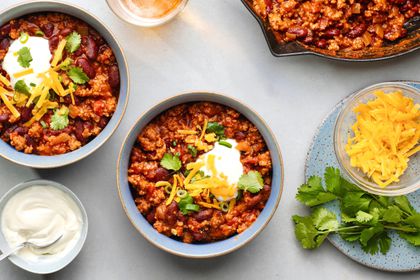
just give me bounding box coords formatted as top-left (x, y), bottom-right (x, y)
top-left (0, 179), bottom-right (88, 274)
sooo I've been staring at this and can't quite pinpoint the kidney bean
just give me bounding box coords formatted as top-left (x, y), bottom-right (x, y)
top-left (98, 116), bottom-right (108, 129)
top-left (315, 39), bottom-right (327, 48)
top-left (25, 135), bottom-right (35, 147)
top-left (76, 57), bottom-right (95, 79)
top-left (60, 28), bottom-right (73, 37)
top-left (287, 26), bottom-right (308, 38)
top-left (41, 23), bottom-right (54, 37)
top-left (264, 0), bottom-right (273, 12)
top-left (49, 35), bottom-right (59, 51)
top-left (151, 167), bottom-right (169, 182)
top-left (20, 107), bottom-right (32, 122)
top-left (155, 204), bottom-right (167, 220)
top-left (194, 209), bottom-right (213, 222)
top-left (0, 114), bottom-right (9, 122)
top-left (325, 28), bottom-right (340, 38)
top-left (0, 23), bottom-right (11, 38)
top-left (234, 131), bottom-right (246, 140)
top-left (74, 120), bottom-right (84, 142)
top-left (347, 23), bottom-right (367, 38)
top-left (192, 231), bottom-right (206, 241)
top-left (0, 38), bottom-right (10, 50)
top-left (247, 193), bottom-right (264, 208)
top-left (14, 127), bottom-right (28, 136)
top-left (303, 36), bottom-right (313, 44)
top-left (108, 65), bottom-right (120, 89)
top-left (146, 209), bottom-right (156, 224)
top-left (82, 36), bottom-right (98, 60)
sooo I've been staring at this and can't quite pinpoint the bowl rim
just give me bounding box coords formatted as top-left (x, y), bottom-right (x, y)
top-left (116, 91), bottom-right (284, 258)
top-left (105, 0), bottom-right (189, 27)
top-left (0, 178), bottom-right (88, 274)
top-left (240, 0), bottom-right (420, 62)
top-left (0, 0), bottom-right (130, 168)
top-left (333, 81), bottom-right (420, 196)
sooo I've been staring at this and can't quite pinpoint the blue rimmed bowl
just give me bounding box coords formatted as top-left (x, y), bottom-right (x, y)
top-left (117, 92), bottom-right (284, 258)
top-left (0, 0), bottom-right (129, 168)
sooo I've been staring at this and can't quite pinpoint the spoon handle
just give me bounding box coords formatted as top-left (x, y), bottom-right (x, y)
top-left (0, 244), bottom-right (24, 262)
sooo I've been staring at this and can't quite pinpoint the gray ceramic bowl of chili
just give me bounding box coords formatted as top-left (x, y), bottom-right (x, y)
top-left (0, 0), bottom-right (129, 168)
top-left (117, 92), bottom-right (284, 258)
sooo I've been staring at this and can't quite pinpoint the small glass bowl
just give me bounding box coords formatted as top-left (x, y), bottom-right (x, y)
top-left (106, 0), bottom-right (188, 27)
top-left (334, 82), bottom-right (420, 196)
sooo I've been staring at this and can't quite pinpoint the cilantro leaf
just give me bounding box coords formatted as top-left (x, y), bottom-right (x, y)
top-left (50, 106), bottom-right (69, 130)
top-left (355, 211), bottom-right (374, 224)
top-left (178, 194), bottom-right (199, 215)
top-left (405, 214), bottom-right (420, 229)
top-left (324, 167), bottom-right (341, 194)
top-left (65, 31), bottom-right (81, 53)
top-left (360, 226), bottom-right (390, 255)
top-left (238, 171), bottom-right (264, 193)
top-left (160, 153), bottom-right (181, 171)
top-left (394, 196), bottom-right (415, 215)
top-left (14, 80), bottom-right (30, 95)
top-left (206, 122), bottom-right (225, 138)
top-left (295, 176), bottom-right (336, 207)
top-left (342, 192), bottom-right (372, 216)
top-left (399, 232), bottom-right (420, 246)
top-left (292, 208), bottom-right (338, 249)
top-left (68, 67), bottom-right (89, 84)
top-left (17, 47), bottom-right (32, 68)
top-left (382, 206), bottom-right (403, 224)
top-left (187, 145), bottom-right (197, 157)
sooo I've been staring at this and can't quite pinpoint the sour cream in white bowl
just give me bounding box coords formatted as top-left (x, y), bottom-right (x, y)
top-left (0, 179), bottom-right (88, 274)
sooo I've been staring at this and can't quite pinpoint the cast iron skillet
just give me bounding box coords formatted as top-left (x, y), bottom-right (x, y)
top-left (241, 0), bottom-right (420, 61)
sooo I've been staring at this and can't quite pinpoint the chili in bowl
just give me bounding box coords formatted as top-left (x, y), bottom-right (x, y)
top-left (0, 1), bottom-right (129, 168)
top-left (117, 92), bottom-right (283, 257)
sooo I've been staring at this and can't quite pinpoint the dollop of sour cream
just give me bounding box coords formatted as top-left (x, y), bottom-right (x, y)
top-left (1, 185), bottom-right (83, 261)
top-left (2, 36), bottom-right (52, 88)
top-left (198, 139), bottom-right (243, 201)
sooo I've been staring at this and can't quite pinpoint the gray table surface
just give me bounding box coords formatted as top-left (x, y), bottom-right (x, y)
top-left (1, 0), bottom-right (419, 279)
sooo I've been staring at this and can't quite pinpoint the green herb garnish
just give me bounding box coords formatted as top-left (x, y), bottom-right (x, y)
top-left (67, 67), bottom-right (89, 84)
top-left (19, 32), bottom-right (29, 44)
top-left (40, 120), bottom-right (48, 129)
top-left (206, 122), bottom-right (225, 138)
top-left (35, 30), bottom-right (45, 37)
top-left (160, 153), bottom-right (181, 171)
top-left (218, 140), bottom-right (232, 148)
top-left (178, 193), bottom-right (200, 215)
top-left (30, 82), bottom-right (36, 87)
top-left (188, 145), bottom-right (197, 157)
top-left (172, 140), bottom-right (177, 147)
top-left (17, 47), bottom-right (32, 68)
top-left (58, 57), bottom-right (73, 71)
top-left (65, 31), bottom-right (81, 53)
top-left (238, 171), bottom-right (264, 193)
top-left (292, 167), bottom-right (420, 254)
top-left (50, 106), bottom-right (69, 130)
top-left (14, 80), bottom-right (30, 95)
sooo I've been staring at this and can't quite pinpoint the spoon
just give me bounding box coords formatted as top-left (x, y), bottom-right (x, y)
top-left (0, 234), bottom-right (63, 262)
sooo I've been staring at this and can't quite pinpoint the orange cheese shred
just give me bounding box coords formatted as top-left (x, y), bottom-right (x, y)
top-left (345, 90), bottom-right (420, 187)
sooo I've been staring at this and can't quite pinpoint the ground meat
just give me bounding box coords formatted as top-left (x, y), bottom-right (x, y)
top-left (128, 102), bottom-right (273, 243)
top-left (0, 13), bottom-right (119, 155)
top-left (252, 0), bottom-right (419, 51)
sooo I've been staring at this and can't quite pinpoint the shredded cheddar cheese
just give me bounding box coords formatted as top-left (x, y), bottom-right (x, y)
top-left (177, 129), bottom-right (197, 135)
top-left (166, 175), bottom-right (178, 205)
top-left (345, 90), bottom-right (420, 187)
top-left (13, 68), bottom-right (34, 79)
top-left (0, 74), bottom-right (11, 88)
top-left (0, 87), bottom-right (20, 118)
top-left (51, 39), bottom-right (67, 67)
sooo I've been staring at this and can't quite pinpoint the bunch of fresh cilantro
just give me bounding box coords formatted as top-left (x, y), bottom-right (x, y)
top-left (292, 167), bottom-right (419, 254)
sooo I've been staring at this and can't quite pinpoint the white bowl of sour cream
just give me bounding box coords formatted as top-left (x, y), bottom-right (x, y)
top-left (0, 179), bottom-right (88, 274)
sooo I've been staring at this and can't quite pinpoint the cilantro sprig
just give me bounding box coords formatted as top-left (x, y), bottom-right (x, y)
top-left (50, 106), bottom-right (69, 130)
top-left (65, 31), bottom-right (81, 53)
top-left (206, 122), bottom-right (225, 139)
top-left (14, 80), bottom-right (31, 95)
top-left (238, 171), bottom-right (264, 193)
top-left (17, 47), bottom-right (32, 68)
top-left (160, 153), bottom-right (181, 171)
top-left (293, 167), bottom-right (420, 254)
top-left (68, 67), bottom-right (89, 84)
